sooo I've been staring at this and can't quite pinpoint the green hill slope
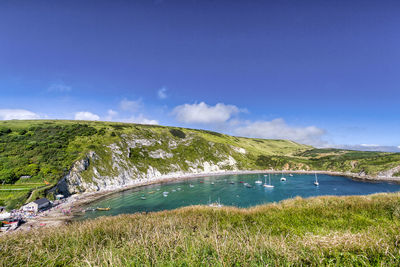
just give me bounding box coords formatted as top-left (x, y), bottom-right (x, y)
top-left (1, 120), bottom-right (399, 209)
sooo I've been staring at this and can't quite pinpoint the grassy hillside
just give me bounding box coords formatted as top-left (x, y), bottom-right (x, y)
top-left (1, 120), bottom-right (399, 210)
top-left (1, 193), bottom-right (400, 266)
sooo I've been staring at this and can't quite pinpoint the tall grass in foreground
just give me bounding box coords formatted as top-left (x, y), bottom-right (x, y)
top-left (2, 193), bottom-right (400, 266)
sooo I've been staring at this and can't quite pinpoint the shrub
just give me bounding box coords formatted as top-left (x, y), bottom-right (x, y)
top-left (0, 127), bottom-right (11, 135)
top-left (98, 128), bottom-right (106, 136)
top-left (170, 129), bottom-right (186, 139)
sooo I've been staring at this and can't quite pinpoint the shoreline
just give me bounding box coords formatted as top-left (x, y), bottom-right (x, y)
top-left (12, 169), bottom-right (400, 232)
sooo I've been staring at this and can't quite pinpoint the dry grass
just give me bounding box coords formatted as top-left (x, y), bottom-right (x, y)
top-left (2, 193), bottom-right (400, 266)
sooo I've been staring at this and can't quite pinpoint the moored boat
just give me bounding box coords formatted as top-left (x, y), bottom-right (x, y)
top-left (96, 207), bottom-right (110, 211)
top-left (263, 174), bottom-right (274, 188)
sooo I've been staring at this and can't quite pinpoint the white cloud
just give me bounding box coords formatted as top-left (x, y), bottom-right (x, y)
top-left (235, 118), bottom-right (326, 146)
top-left (172, 102), bottom-right (240, 124)
top-left (105, 109), bottom-right (118, 121)
top-left (360, 144), bottom-right (380, 147)
top-left (74, 111), bottom-right (100, 121)
top-left (158, 87), bottom-right (167, 99)
top-left (124, 114), bottom-right (159, 125)
top-left (48, 83), bottom-right (71, 92)
top-left (397, 146), bottom-right (400, 149)
top-left (119, 98), bottom-right (142, 112)
top-left (0, 109), bottom-right (40, 120)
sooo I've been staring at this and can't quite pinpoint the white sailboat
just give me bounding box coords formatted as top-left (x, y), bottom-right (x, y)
top-left (255, 174), bottom-right (263, 185)
top-left (314, 172), bottom-right (319, 186)
top-left (280, 172), bottom-right (287, 181)
top-left (263, 174), bottom-right (274, 188)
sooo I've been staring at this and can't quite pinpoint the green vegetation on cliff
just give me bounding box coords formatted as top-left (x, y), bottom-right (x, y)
top-left (1, 193), bottom-right (400, 266)
top-left (0, 120), bottom-right (399, 210)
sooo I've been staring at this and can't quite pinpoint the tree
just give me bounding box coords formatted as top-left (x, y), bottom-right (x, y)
top-left (0, 169), bottom-right (17, 184)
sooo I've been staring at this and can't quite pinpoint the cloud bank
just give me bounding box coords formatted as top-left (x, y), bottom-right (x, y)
top-left (123, 114), bottom-right (158, 125)
top-left (119, 98), bottom-right (142, 112)
top-left (334, 144), bottom-right (400, 153)
top-left (172, 102), bottom-right (240, 124)
top-left (0, 109), bottom-right (40, 120)
top-left (235, 118), bottom-right (326, 146)
top-left (74, 111), bottom-right (100, 121)
top-left (105, 109), bottom-right (118, 121)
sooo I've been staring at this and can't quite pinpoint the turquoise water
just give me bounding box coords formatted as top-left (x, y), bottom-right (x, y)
top-left (78, 173), bottom-right (400, 220)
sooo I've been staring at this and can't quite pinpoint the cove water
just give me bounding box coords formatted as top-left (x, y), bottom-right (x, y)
top-left (78, 173), bottom-right (400, 220)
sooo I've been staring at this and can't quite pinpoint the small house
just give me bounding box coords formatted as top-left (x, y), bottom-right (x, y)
top-left (22, 198), bottom-right (51, 213)
top-left (0, 212), bottom-right (11, 220)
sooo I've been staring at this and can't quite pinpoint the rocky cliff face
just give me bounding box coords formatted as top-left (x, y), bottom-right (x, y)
top-left (377, 165), bottom-right (400, 178)
top-left (57, 133), bottom-right (242, 194)
top-left (55, 129), bottom-right (400, 196)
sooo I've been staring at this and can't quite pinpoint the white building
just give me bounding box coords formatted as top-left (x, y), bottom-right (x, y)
top-left (22, 198), bottom-right (51, 213)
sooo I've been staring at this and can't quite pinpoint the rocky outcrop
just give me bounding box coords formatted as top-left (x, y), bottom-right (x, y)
top-left (57, 135), bottom-right (241, 194)
top-left (56, 151), bottom-right (98, 195)
top-left (377, 165), bottom-right (400, 178)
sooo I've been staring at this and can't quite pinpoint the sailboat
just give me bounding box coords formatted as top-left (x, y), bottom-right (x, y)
top-left (255, 174), bottom-right (263, 185)
top-left (263, 174), bottom-right (274, 188)
top-left (244, 183), bottom-right (252, 188)
top-left (280, 172), bottom-right (287, 181)
top-left (314, 172), bottom-right (319, 186)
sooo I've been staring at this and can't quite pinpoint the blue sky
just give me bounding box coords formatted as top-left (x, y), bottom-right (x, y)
top-left (1, 0), bottom-right (399, 150)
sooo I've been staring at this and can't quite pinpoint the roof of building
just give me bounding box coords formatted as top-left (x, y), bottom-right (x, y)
top-left (33, 198), bottom-right (50, 205)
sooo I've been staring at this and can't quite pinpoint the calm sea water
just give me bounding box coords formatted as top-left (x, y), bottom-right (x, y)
top-left (78, 173), bottom-right (400, 220)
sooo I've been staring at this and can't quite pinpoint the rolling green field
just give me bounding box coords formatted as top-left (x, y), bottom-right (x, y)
top-left (1, 120), bottom-right (399, 210)
top-left (0, 183), bottom-right (46, 209)
top-left (1, 193), bottom-right (400, 266)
